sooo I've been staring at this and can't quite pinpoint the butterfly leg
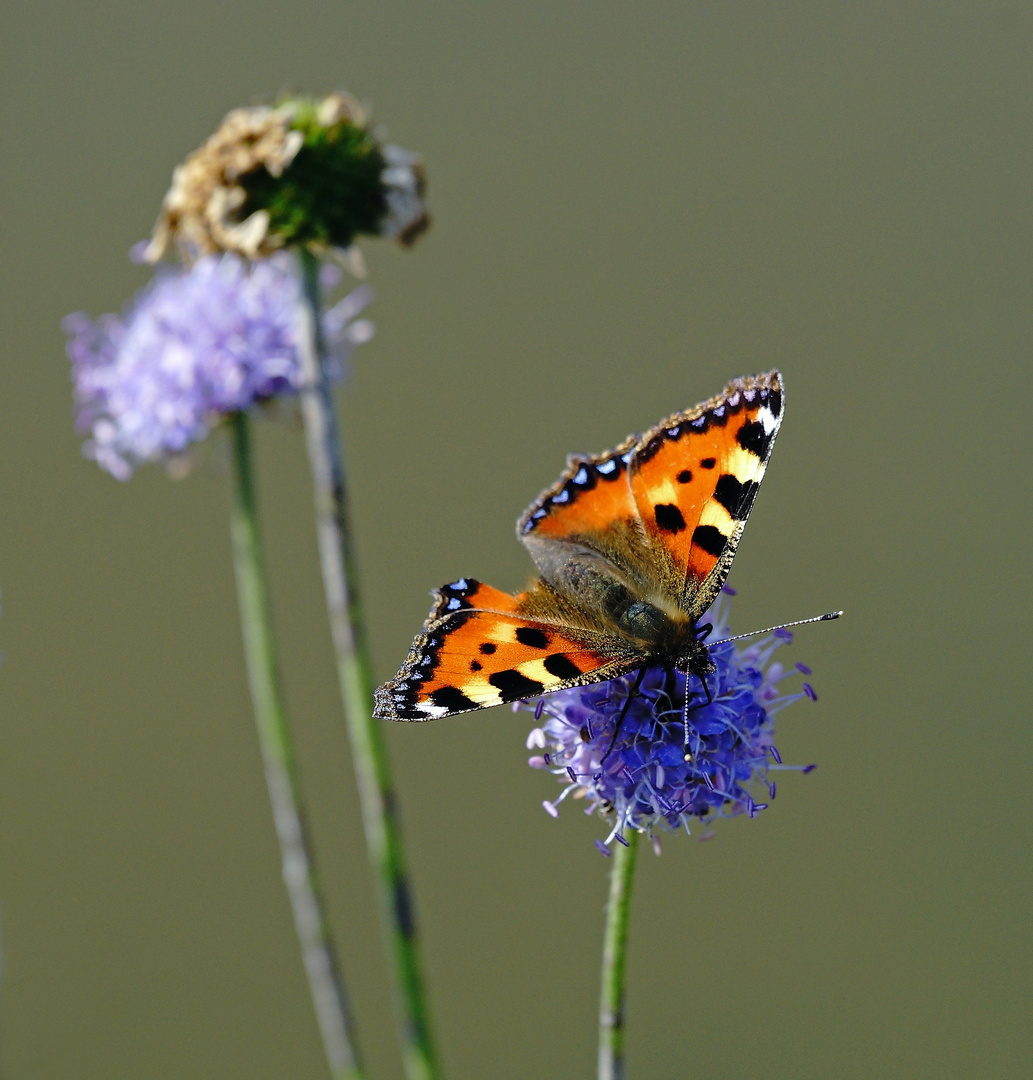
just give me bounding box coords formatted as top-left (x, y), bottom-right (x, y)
top-left (599, 665), bottom-right (647, 764)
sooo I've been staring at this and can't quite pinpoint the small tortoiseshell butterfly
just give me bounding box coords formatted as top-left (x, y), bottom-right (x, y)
top-left (374, 371), bottom-right (786, 722)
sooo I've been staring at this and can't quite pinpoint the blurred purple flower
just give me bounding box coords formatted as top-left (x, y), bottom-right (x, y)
top-left (64, 252), bottom-right (374, 479)
top-left (524, 590), bottom-right (818, 852)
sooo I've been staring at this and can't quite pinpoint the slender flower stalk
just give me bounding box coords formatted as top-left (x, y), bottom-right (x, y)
top-left (227, 410), bottom-right (364, 1080)
top-left (294, 248), bottom-right (441, 1080)
top-left (66, 90), bottom-right (430, 1078)
top-left (524, 588), bottom-right (825, 1074)
top-left (598, 829), bottom-right (640, 1080)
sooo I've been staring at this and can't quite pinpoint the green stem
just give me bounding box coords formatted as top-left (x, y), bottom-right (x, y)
top-left (598, 830), bottom-right (640, 1080)
top-left (295, 248), bottom-right (442, 1080)
top-left (227, 410), bottom-right (364, 1080)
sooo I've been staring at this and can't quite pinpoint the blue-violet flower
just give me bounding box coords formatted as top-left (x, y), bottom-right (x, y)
top-left (524, 588), bottom-right (818, 852)
top-left (64, 252), bottom-right (373, 479)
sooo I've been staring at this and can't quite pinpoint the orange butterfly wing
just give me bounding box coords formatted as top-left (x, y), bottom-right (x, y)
top-left (517, 371), bottom-right (783, 620)
top-left (373, 578), bottom-right (636, 720)
top-left (517, 435), bottom-right (642, 543)
top-left (629, 371), bottom-right (783, 617)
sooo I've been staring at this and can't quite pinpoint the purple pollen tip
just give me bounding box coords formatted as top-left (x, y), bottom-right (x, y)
top-left (796, 662), bottom-right (812, 675)
top-left (722, 584), bottom-right (737, 595)
top-left (614, 833), bottom-right (630, 847)
top-left (803, 683), bottom-right (817, 700)
top-left (595, 839), bottom-right (612, 857)
top-left (774, 627), bottom-right (793, 642)
top-left (802, 764), bottom-right (817, 774)
top-left (542, 800), bottom-right (559, 818)
top-left (566, 766), bottom-right (577, 783)
top-left (769, 745), bottom-right (782, 764)
top-left (534, 699), bottom-right (545, 720)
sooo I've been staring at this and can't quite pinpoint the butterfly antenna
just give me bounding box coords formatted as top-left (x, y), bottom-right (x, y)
top-left (680, 665), bottom-right (712, 761)
top-left (600, 666), bottom-right (647, 765)
top-left (708, 610), bottom-right (843, 647)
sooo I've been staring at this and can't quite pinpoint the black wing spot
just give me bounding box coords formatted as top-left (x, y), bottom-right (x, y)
top-left (489, 669), bottom-right (546, 700)
top-left (736, 420), bottom-right (771, 458)
top-left (691, 525), bottom-right (727, 557)
top-left (713, 474), bottom-right (757, 520)
top-left (543, 654), bottom-right (582, 680)
top-left (479, 642), bottom-right (497, 655)
top-left (470, 660), bottom-right (482, 672)
top-left (636, 434), bottom-right (667, 466)
top-left (515, 626), bottom-right (551, 649)
top-left (429, 686), bottom-right (478, 712)
top-left (654, 503), bottom-right (687, 533)
top-left (677, 470), bottom-right (693, 484)
top-left (434, 577), bottom-right (481, 615)
top-left (700, 457), bottom-right (716, 469)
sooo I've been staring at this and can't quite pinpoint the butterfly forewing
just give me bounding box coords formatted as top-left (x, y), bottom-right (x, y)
top-left (629, 371), bottom-right (783, 618)
top-left (373, 578), bottom-right (638, 720)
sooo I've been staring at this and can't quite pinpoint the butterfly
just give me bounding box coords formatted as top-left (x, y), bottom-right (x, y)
top-left (373, 371), bottom-right (784, 723)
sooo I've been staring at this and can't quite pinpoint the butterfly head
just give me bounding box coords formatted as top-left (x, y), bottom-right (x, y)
top-left (678, 630), bottom-right (718, 682)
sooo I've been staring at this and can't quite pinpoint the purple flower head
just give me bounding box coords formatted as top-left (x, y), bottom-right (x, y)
top-left (64, 252), bottom-right (373, 479)
top-left (524, 590), bottom-right (818, 851)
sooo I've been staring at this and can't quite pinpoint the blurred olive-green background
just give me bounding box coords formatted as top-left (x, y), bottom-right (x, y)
top-left (1, 3), bottom-right (1030, 1077)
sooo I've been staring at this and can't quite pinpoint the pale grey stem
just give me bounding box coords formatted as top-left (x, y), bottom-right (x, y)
top-left (228, 411), bottom-right (363, 1080)
top-left (294, 250), bottom-right (441, 1080)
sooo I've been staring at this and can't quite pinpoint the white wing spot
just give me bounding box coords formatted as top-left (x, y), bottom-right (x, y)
top-left (414, 699), bottom-right (447, 717)
top-left (757, 405), bottom-right (777, 435)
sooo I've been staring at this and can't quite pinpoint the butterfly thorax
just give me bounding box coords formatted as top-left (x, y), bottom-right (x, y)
top-left (516, 559), bottom-right (717, 680)
top-left (612, 604), bottom-right (717, 680)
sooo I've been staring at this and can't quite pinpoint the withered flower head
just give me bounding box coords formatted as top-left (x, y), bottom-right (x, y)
top-left (145, 93), bottom-right (428, 263)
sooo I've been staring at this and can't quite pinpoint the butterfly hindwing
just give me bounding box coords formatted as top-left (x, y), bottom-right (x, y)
top-left (629, 370), bottom-right (783, 617)
top-left (517, 436), bottom-right (642, 548)
top-left (373, 577), bottom-right (638, 720)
